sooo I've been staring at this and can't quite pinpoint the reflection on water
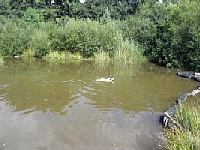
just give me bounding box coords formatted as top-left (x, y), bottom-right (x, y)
top-left (0, 99), bottom-right (164, 150)
top-left (0, 58), bottom-right (197, 149)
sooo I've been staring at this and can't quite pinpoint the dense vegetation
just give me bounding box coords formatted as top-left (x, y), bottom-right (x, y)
top-left (166, 96), bottom-right (200, 150)
top-left (0, 0), bottom-right (148, 62)
top-left (0, 0), bottom-right (200, 70)
top-left (0, 15), bottom-right (144, 62)
top-left (130, 0), bottom-right (200, 71)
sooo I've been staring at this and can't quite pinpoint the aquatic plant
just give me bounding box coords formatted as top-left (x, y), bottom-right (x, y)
top-left (23, 48), bottom-right (35, 57)
top-left (45, 51), bottom-right (83, 61)
top-left (114, 40), bottom-right (146, 62)
top-left (93, 51), bottom-right (111, 61)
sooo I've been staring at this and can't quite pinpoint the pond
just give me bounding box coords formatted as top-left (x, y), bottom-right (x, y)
top-left (0, 58), bottom-right (197, 150)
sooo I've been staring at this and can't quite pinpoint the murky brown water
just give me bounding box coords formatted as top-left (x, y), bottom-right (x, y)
top-left (0, 58), bottom-right (197, 150)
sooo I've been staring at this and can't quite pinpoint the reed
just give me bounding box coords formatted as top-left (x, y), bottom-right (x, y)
top-left (93, 51), bottom-right (111, 61)
top-left (114, 40), bottom-right (146, 62)
top-left (45, 51), bottom-right (83, 61)
top-left (0, 56), bottom-right (3, 65)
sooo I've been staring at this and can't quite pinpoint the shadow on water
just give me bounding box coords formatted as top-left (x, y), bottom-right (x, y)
top-left (0, 58), bottom-right (198, 149)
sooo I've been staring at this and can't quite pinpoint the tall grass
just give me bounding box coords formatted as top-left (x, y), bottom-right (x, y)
top-left (45, 51), bottom-right (83, 61)
top-left (0, 56), bottom-right (3, 66)
top-left (166, 100), bottom-right (200, 150)
top-left (114, 40), bottom-right (146, 62)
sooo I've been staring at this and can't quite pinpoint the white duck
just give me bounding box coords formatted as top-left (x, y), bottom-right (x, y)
top-left (96, 78), bottom-right (114, 82)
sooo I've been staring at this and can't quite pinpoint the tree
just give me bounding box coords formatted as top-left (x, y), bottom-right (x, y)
top-left (0, 0), bottom-right (11, 15)
top-left (23, 7), bottom-right (42, 26)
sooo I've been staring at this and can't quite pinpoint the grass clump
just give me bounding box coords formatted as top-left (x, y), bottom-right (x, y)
top-left (45, 51), bottom-right (83, 61)
top-left (0, 56), bottom-right (3, 65)
top-left (114, 40), bottom-right (146, 63)
top-left (166, 100), bottom-right (200, 150)
top-left (93, 51), bottom-right (111, 61)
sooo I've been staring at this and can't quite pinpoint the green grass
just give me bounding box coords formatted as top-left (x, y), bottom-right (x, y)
top-left (45, 51), bottom-right (83, 61)
top-left (165, 98), bottom-right (200, 150)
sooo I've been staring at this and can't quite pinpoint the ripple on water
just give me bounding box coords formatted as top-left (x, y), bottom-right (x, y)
top-left (0, 98), bottom-right (165, 150)
top-left (0, 59), bottom-right (196, 150)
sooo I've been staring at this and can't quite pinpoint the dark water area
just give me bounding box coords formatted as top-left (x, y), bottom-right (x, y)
top-left (0, 58), bottom-right (197, 150)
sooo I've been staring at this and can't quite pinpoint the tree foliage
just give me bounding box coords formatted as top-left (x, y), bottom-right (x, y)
top-left (126, 0), bottom-right (200, 71)
top-left (0, 0), bottom-right (142, 20)
top-left (0, 0), bottom-right (200, 70)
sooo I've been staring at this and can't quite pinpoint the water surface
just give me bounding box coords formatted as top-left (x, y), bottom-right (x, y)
top-left (0, 58), bottom-right (197, 150)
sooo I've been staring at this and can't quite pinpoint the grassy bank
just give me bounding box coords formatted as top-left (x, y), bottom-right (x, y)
top-left (165, 97), bottom-right (200, 150)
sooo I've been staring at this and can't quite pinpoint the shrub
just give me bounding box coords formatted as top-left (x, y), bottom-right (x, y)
top-left (0, 17), bottom-right (145, 61)
top-left (30, 28), bottom-right (51, 57)
top-left (126, 1), bottom-right (200, 71)
top-left (50, 19), bottom-right (123, 58)
top-left (0, 18), bottom-right (31, 56)
top-left (23, 7), bottom-right (42, 27)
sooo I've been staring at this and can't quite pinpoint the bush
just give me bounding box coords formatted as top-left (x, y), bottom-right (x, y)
top-left (0, 18), bottom-right (31, 56)
top-left (0, 17), bottom-right (145, 61)
top-left (126, 1), bottom-right (200, 71)
top-left (23, 7), bottom-right (42, 27)
top-left (30, 27), bottom-right (51, 57)
top-left (50, 19), bottom-right (123, 58)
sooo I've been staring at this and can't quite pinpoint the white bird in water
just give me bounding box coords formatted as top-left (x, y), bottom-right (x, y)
top-left (96, 78), bottom-right (114, 82)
